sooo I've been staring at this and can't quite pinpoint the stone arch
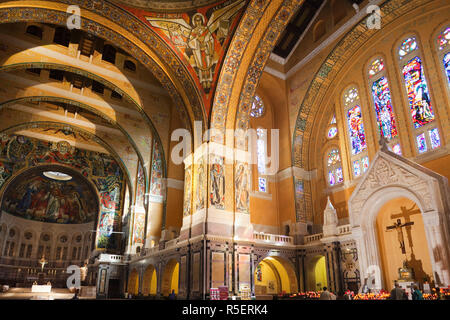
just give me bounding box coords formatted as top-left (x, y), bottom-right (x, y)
top-left (0, 2), bottom-right (204, 131)
top-left (128, 268), bottom-right (139, 296)
top-left (142, 264), bottom-right (157, 296)
top-left (305, 254), bottom-right (328, 291)
top-left (0, 95), bottom-right (150, 193)
top-left (254, 254), bottom-right (298, 294)
top-left (161, 258), bottom-right (180, 296)
top-left (0, 61), bottom-right (166, 154)
top-left (349, 150), bottom-right (450, 287)
top-left (0, 121), bottom-right (133, 202)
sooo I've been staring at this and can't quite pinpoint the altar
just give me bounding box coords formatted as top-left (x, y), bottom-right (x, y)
top-left (31, 285), bottom-right (52, 293)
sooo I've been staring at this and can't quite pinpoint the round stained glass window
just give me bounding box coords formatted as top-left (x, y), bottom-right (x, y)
top-left (250, 95), bottom-right (265, 118)
top-left (327, 127), bottom-right (338, 139)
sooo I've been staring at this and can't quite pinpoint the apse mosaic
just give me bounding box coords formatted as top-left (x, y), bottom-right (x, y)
top-left (347, 105), bottom-right (367, 155)
top-left (0, 134), bottom-right (125, 250)
top-left (402, 56), bottom-right (435, 128)
top-left (371, 77), bottom-right (398, 140)
top-left (122, 0), bottom-right (247, 114)
top-left (1, 170), bottom-right (98, 224)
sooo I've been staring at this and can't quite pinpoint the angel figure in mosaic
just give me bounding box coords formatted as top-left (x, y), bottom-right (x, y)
top-left (146, 0), bottom-right (245, 90)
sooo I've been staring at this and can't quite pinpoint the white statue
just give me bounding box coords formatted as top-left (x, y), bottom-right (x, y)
top-left (323, 197), bottom-right (338, 237)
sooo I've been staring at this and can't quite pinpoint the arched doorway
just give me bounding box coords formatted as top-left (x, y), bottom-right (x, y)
top-left (376, 197), bottom-right (433, 289)
top-left (128, 269), bottom-right (139, 296)
top-left (142, 265), bottom-right (157, 296)
top-left (306, 255), bottom-right (328, 291)
top-left (161, 259), bottom-right (179, 296)
top-left (254, 256), bottom-right (298, 295)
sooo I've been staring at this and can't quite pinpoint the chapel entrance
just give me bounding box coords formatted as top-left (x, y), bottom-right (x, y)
top-left (306, 255), bottom-right (328, 291)
top-left (254, 256), bottom-right (298, 295)
top-left (127, 269), bottom-right (139, 296)
top-left (376, 197), bottom-right (433, 290)
top-left (161, 259), bottom-right (179, 296)
top-left (142, 264), bottom-right (157, 296)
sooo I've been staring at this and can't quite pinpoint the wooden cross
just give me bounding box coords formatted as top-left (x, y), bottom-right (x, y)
top-left (386, 219), bottom-right (414, 255)
top-left (390, 205), bottom-right (420, 252)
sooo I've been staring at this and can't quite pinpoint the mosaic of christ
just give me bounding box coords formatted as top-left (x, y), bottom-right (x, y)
top-left (1, 170), bottom-right (98, 224)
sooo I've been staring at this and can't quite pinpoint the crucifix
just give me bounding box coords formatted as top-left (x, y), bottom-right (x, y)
top-left (386, 219), bottom-right (414, 257)
top-left (39, 255), bottom-right (47, 272)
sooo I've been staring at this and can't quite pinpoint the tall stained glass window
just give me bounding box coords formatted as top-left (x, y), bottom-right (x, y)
top-left (256, 128), bottom-right (267, 192)
top-left (371, 77), bottom-right (398, 139)
top-left (444, 53), bottom-right (450, 87)
top-left (344, 87), bottom-right (369, 178)
top-left (402, 56), bottom-right (435, 128)
top-left (437, 27), bottom-right (450, 88)
top-left (399, 35), bottom-right (441, 155)
top-left (347, 105), bottom-right (367, 155)
top-left (326, 148), bottom-right (343, 186)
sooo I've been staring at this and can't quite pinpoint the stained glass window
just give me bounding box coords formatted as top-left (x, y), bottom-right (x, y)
top-left (429, 128), bottom-right (441, 149)
top-left (327, 149), bottom-right (343, 186)
top-left (258, 177), bottom-right (267, 193)
top-left (402, 56), bottom-right (435, 128)
top-left (328, 171), bottom-right (336, 186)
top-left (353, 160), bottom-right (361, 177)
top-left (327, 149), bottom-right (340, 166)
top-left (399, 37), bottom-right (417, 58)
top-left (438, 27), bottom-right (450, 50)
top-left (327, 126), bottom-right (337, 139)
top-left (362, 156), bottom-right (369, 172)
top-left (443, 52), bottom-right (450, 87)
top-left (369, 59), bottom-right (384, 77)
top-left (250, 95), bottom-right (265, 118)
top-left (392, 143), bottom-right (402, 155)
top-left (330, 115), bottom-right (336, 124)
top-left (335, 168), bottom-right (343, 183)
top-left (371, 77), bottom-right (398, 139)
top-left (416, 133), bottom-right (427, 153)
top-left (344, 88), bottom-right (359, 106)
top-left (347, 105), bottom-right (367, 155)
top-left (256, 128), bottom-right (266, 174)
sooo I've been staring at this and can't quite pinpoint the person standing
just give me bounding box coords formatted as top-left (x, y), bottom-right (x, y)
top-left (390, 282), bottom-right (406, 300)
top-left (319, 287), bottom-right (336, 300)
top-left (412, 285), bottom-right (423, 300)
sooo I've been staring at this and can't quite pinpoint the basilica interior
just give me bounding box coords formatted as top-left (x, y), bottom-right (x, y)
top-left (0, 0), bottom-right (448, 300)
